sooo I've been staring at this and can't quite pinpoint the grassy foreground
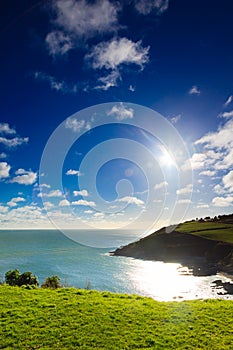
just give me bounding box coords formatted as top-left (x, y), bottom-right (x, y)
top-left (0, 286), bottom-right (233, 349)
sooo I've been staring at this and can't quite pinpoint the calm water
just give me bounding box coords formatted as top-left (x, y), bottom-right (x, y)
top-left (0, 229), bottom-right (232, 301)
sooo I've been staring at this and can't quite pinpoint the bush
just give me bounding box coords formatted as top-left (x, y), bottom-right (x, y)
top-left (5, 269), bottom-right (21, 286)
top-left (41, 275), bottom-right (61, 289)
top-left (5, 269), bottom-right (39, 287)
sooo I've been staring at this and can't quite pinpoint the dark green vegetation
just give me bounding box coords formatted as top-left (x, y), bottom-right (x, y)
top-left (113, 214), bottom-right (233, 276)
top-left (0, 285), bottom-right (233, 349)
top-left (5, 269), bottom-right (39, 287)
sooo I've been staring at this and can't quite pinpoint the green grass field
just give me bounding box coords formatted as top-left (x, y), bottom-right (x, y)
top-left (0, 285), bottom-right (233, 349)
top-left (177, 221), bottom-right (233, 243)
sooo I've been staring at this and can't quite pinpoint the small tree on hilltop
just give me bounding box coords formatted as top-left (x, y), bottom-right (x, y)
top-left (5, 269), bottom-right (39, 287)
top-left (5, 269), bottom-right (20, 286)
top-left (41, 275), bottom-right (61, 289)
top-left (18, 271), bottom-right (39, 287)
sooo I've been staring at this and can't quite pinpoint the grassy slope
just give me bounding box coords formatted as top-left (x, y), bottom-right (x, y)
top-left (177, 222), bottom-right (233, 243)
top-left (0, 286), bottom-right (233, 350)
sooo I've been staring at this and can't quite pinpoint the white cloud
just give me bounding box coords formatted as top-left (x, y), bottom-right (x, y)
top-left (182, 153), bottom-right (206, 171)
top-left (0, 205), bottom-right (8, 213)
top-left (220, 110), bottom-right (233, 119)
top-left (224, 95), bottom-right (233, 107)
top-left (154, 181), bottom-right (168, 190)
top-left (107, 103), bottom-right (134, 121)
top-left (43, 202), bottom-right (54, 210)
top-left (118, 196), bottom-right (144, 206)
top-left (176, 184), bottom-right (193, 195)
top-left (7, 197), bottom-right (25, 207)
top-left (39, 189), bottom-right (63, 198)
top-left (65, 117), bottom-right (91, 133)
top-left (177, 199), bottom-right (192, 204)
top-left (40, 183), bottom-right (51, 189)
top-left (45, 31), bottom-right (73, 56)
top-left (73, 190), bottom-right (89, 197)
top-left (34, 71), bottom-right (77, 94)
top-left (94, 212), bottom-right (104, 218)
top-left (66, 169), bottom-right (82, 176)
top-left (59, 199), bottom-right (70, 207)
top-left (212, 196), bottom-right (233, 207)
top-left (196, 204), bottom-right (209, 209)
top-left (129, 85), bottom-right (135, 92)
top-left (87, 37), bottom-right (149, 71)
top-left (213, 184), bottom-right (225, 195)
top-left (0, 123), bottom-right (16, 135)
top-left (0, 136), bottom-right (29, 148)
top-left (222, 170), bottom-right (233, 192)
top-left (72, 199), bottom-right (96, 207)
top-left (195, 118), bottom-right (233, 150)
top-left (170, 114), bottom-right (181, 124)
top-left (94, 70), bottom-right (120, 91)
top-left (84, 210), bottom-right (94, 214)
top-left (188, 85), bottom-right (201, 95)
top-left (0, 152), bottom-right (7, 159)
top-left (11, 169), bottom-right (37, 185)
top-left (0, 162), bottom-right (11, 179)
top-left (199, 170), bottom-right (216, 176)
top-left (46, 0), bottom-right (119, 55)
top-left (134, 0), bottom-right (169, 15)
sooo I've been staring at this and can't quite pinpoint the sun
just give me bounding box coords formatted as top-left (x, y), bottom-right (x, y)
top-left (159, 148), bottom-right (175, 167)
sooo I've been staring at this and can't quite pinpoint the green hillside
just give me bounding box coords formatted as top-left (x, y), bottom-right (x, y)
top-left (0, 285), bottom-right (233, 349)
top-left (177, 221), bottom-right (233, 243)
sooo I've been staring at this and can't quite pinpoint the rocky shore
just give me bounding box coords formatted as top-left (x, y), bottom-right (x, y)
top-left (112, 228), bottom-right (233, 277)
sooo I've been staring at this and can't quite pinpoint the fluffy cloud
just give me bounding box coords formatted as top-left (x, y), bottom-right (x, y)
top-left (107, 103), bottom-right (134, 121)
top-left (212, 196), bottom-right (233, 207)
top-left (11, 169), bottom-right (37, 185)
top-left (182, 153), bottom-right (206, 171)
top-left (66, 169), bottom-right (82, 176)
top-left (154, 181), bottom-right (168, 190)
top-left (0, 136), bottom-right (28, 148)
top-left (222, 170), bottom-right (233, 192)
top-left (73, 190), bottom-right (89, 197)
top-left (7, 197), bottom-right (25, 207)
top-left (118, 196), bottom-right (144, 206)
top-left (0, 162), bottom-right (10, 179)
top-left (220, 110), bottom-right (233, 119)
top-left (72, 199), bottom-right (96, 207)
top-left (188, 85), bottom-right (201, 95)
top-left (65, 117), bottom-right (91, 133)
top-left (39, 189), bottom-right (63, 198)
top-left (176, 184), bottom-right (193, 195)
top-left (59, 199), bottom-right (70, 207)
top-left (195, 118), bottom-right (233, 150)
top-left (45, 31), bottom-right (73, 56)
top-left (46, 0), bottom-right (119, 55)
top-left (87, 37), bottom-right (149, 70)
top-left (0, 123), bottom-right (16, 135)
top-left (199, 170), bottom-right (216, 177)
top-left (134, 0), bottom-right (169, 15)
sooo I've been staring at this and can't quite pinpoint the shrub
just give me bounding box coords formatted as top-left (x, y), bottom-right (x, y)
top-left (41, 275), bottom-right (61, 289)
top-left (5, 269), bottom-right (39, 287)
top-left (5, 269), bottom-right (21, 286)
top-left (18, 272), bottom-right (39, 287)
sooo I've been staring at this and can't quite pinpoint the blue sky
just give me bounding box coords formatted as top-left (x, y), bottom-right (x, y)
top-left (0, 0), bottom-right (233, 233)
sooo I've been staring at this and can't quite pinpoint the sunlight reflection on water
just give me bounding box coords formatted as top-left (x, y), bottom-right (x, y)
top-left (123, 259), bottom-right (233, 301)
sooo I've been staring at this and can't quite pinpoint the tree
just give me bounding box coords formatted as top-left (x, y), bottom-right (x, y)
top-left (41, 275), bottom-right (61, 289)
top-left (18, 272), bottom-right (39, 287)
top-left (5, 269), bottom-right (20, 286)
top-left (5, 269), bottom-right (39, 287)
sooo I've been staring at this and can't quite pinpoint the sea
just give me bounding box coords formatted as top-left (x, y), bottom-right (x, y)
top-left (0, 229), bottom-right (233, 301)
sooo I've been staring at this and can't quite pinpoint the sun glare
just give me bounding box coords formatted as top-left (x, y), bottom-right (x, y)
top-left (159, 148), bottom-right (175, 167)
